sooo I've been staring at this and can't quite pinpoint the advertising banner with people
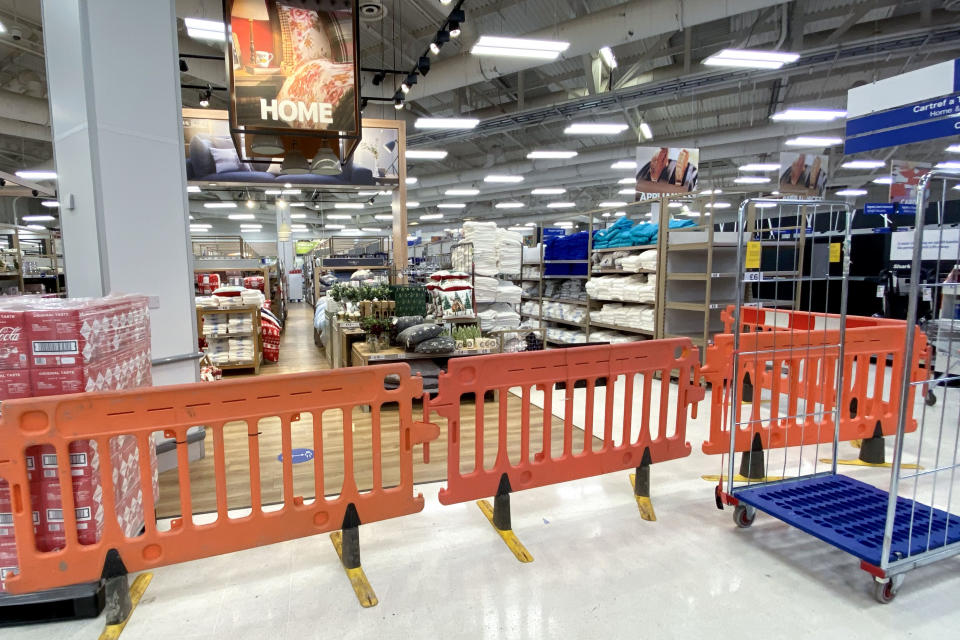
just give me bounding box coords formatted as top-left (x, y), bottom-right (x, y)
top-left (778, 152), bottom-right (828, 196)
top-left (632, 147), bottom-right (700, 196)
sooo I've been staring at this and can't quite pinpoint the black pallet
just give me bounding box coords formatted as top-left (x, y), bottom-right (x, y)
top-left (0, 580), bottom-right (104, 627)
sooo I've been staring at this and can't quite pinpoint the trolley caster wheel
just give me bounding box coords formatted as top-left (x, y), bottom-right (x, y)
top-left (925, 390), bottom-right (937, 407)
top-left (733, 505), bottom-right (755, 529)
top-left (873, 577), bottom-right (901, 604)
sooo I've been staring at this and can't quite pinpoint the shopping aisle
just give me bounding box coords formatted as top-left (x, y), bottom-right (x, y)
top-left (261, 302), bottom-right (330, 375)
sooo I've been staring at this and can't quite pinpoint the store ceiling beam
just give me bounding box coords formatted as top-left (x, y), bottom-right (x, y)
top-left (0, 115), bottom-right (51, 142)
top-left (402, 0), bottom-right (791, 103)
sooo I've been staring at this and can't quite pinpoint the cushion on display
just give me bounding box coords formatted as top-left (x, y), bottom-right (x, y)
top-left (210, 146), bottom-right (242, 174)
top-left (413, 336), bottom-right (456, 354)
top-left (398, 323), bottom-right (443, 349)
top-left (391, 315), bottom-right (425, 338)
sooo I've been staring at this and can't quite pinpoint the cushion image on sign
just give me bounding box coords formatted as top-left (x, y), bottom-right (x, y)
top-left (276, 59), bottom-right (355, 131)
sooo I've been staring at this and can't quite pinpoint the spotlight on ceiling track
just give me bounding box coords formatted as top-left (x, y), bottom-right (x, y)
top-left (199, 87), bottom-right (212, 107)
top-left (179, 58), bottom-right (188, 72)
top-left (372, 70), bottom-right (386, 85)
top-left (401, 73), bottom-right (418, 94)
top-left (394, 92), bottom-right (404, 110)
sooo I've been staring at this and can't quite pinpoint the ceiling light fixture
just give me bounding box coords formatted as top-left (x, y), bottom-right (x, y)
top-left (445, 188), bottom-right (479, 196)
top-left (618, 188), bottom-right (637, 195)
top-left (291, 213), bottom-right (307, 219)
top-left (704, 202), bottom-right (731, 209)
top-left (374, 214), bottom-right (394, 220)
top-left (227, 213), bottom-right (255, 220)
top-left (400, 73), bottom-right (418, 94)
top-left (873, 177), bottom-right (893, 185)
top-left (771, 108), bottom-right (847, 122)
top-left (601, 212), bottom-right (612, 218)
top-left (393, 93), bottom-right (404, 110)
top-left (484, 175), bottom-right (524, 183)
top-left (187, 185), bottom-right (201, 193)
top-left (334, 203), bottom-right (364, 209)
top-left (703, 48), bottom-right (800, 69)
top-left (527, 150), bottom-right (578, 159)
top-left (547, 202), bottom-right (576, 208)
top-left (430, 29), bottom-right (451, 55)
top-left (414, 117), bottom-right (479, 129)
top-left (733, 176), bottom-right (771, 184)
top-left (205, 202), bottom-right (238, 209)
top-left (639, 121), bottom-right (653, 140)
top-left (554, 221), bottom-right (574, 227)
top-left (184, 17), bottom-right (225, 42)
top-left (934, 161), bottom-right (960, 170)
top-left (471, 35), bottom-right (570, 60)
top-left (361, 227), bottom-right (382, 233)
top-left (495, 202), bottom-right (524, 209)
top-left (406, 177), bottom-right (418, 185)
top-left (246, 199), bottom-right (255, 208)
top-left (437, 203), bottom-right (466, 209)
top-left (946, 144), bottom-right (960, 153)
top-left (611, 160), bottom-right (637, 170)
top-left (40, 201), bottom-right (59, 208)
top-left (564, 122), bottom-right (629, 135)
top-left (264, 189), bottom-right (282, 195)
top-left (617, 178), bottom-right (635, 185)
top-left (15, 170), bottom-right (57, 180)
top-left (785, 136), bottom-right (843, 147)
top-left (598, 201), bottom-right (627, 208)
top-left (325, 224), bottom-right (345, 230)
top-left (198, 87), bottom-right (212, 107)
top-left (738, 163), bottom-right (780, 172)
top-left (841, 160), bottom-right (885, 169)
top-left (23, 215), bottom-right (55, 222)
top-left (25, 224), bottom-right (47, 231)
top-left (835, 188), bottom-right (868, 196)
top-left (532, 187), bottom-right (566, 195)
top-left (281, 189), bottom-right (301, 195)
top-left (599, 46), bottom-right (617, 69)
top-left (420, 213), bottom-right (444, 220)
top-left (327, 214), bottom-right (353, 220)
top-left (406, 150), bottom-right (448, 159)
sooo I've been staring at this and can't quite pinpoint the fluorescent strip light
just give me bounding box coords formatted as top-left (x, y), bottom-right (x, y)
top-left (406, 150), bottom-right (448, 159)
top-left (617, 177), bottom-right (635, 185)
top-left (357, 190), bottom-right (379, 196)
top-left (738, 163), bottom-right (780, 172)
top-left (946, 144), bottom-right (960, 153)
top-left (290, 213), bottom-right (307, 219)
top-left (601, 212), bottom-right (612, 218)
top-left (527, 150), bottom-right (578, 159)
top-left (291, 225), bottom-right (307, 231)
top-left (25, 224), bottom-right (47, 231)
top-left (187, 185), bottom-right (201, 193)
top-left (599, 46), bottom-right (617, 69)
top-left (495, 202), bottom-right (524, 209)
top-left (361, 227), bottom-right (382, 232)
top-left (40, 201), bottom-right (59, 208)
top-left (554, 221), bottom-right (573, 227)
top-left (700, 188), bottom-right (723, 195)
top-left (407, 201), bottom-right (420, 208)
top-left (531, 188), bottom-right (566, 195)
top-left (484, 175), bottom-right (524, 183)
top-left (240, 224), bottom-right (263, 229)
top-left (753, 203), bottom-right (778, 209)
top-left (834, 189), bottom-right (867, 196)
top-left (420, 213), bottom-right (444, 220)
top-left (189, 227), bottom-right (209, 233)
top-left (406, 177), bottom-right (418, 185)
top-left (15, 170), bottom-right (57, 180)
top-left (733, 176), bottom-right (771, 184)
top-left (334, 203), bottom-right (364, 209)
top-left (471, 35), bottom-right (570, 61)
top-left (507, 226), bottom-right (531, 232)
top-left (613, 212), bottom-right (626, 217)
top-left (288, 203), bottom-right (307, 207)
top-left (264, 189), bottom-right (282, 195)
top-left (184, 18), bottom-right (225, 42)
top-left (598, 201), bottom-right (627, 208)
top-left (841, 160), bottom-right (885, 169)
top-left (564, 122), bottom-right (629, 135)
top-left (227, 214), bottom-right (255, 220)
top-left (618, 188), bottom-right (637, 195)
top-left (704, 202), bottom-right (731, 209)
top-left (280, 189), bottom-right (299, 195)
top-left (445, 188), bottom-right (480, 196)
top-left (327, 214), bottom-right (353, 220)
top-left (23, 215), bottom-right (55, 222)
top-left (547, 202), bottom-right (575, 208)
top-left (524, 222), bottom-right (536, 227)
top-left (325, 224), bottom-right (345, 230)
top-left (639, 122), bottom-right (653, 140)
top-left (935, 161), bottom-right (960, 170)
top-left (703, 48), bottom-right (799, 69)
top-left (785, 136), bottom-right (843, 147)
top-left (415, 117), bottom-right (479, 129)
top-left (873, 177), bottom-right (893, 185)
top-left (374, 214), bottom-right (394, 220)
top-left (667, 202), bottom-right (684, 209)
top-left (611, 160), bottom-right (637, 170)
top-left (437, 203), bottom-right (466, 209)
top-left (205, 202), bottom-right (237, 209)
top-left (771, 108), bottom-right (847, 122)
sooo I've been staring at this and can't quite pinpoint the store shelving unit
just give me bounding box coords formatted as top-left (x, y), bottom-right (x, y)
top-left (196, 305), bottom-right (263, 374)
top-left (0, 224), bottom-right (65, 297)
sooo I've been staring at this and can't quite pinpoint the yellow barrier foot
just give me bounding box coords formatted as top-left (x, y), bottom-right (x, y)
top-left (628, 474), bottom-right (657, 521)
top-left (701, 474), bottom-right (787, 483)
top-left (98, 573), bottom-right (153, 640)
top-left (330, 531), bottom-right (378, 608)
top-left (822, 457), bottom-right (922, 470)
top-left (476, 499), bottom-right (533, 563)
top-left (850, 439), bottom-right (862, 449)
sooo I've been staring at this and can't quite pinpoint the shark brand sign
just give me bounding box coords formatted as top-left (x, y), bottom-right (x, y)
top-left (225, 0), bottom-right (361, 162)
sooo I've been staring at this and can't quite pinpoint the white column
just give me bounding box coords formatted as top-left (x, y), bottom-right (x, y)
top-left (275, 201), bottom-right (293, 296)
top-left (41, 0), bottom-right (198, 385)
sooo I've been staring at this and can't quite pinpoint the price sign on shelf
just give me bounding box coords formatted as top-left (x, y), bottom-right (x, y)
top-left (745, 241), bottom-right (762, 269)
top-left (744, 272), bottom-right (762, 282)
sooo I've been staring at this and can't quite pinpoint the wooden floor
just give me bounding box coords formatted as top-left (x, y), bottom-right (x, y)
top-left (157, 303), bottom-right (598, 518)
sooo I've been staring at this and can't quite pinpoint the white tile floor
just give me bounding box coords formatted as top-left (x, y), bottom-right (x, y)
top-left (6, 375), bottom-right (960, 638)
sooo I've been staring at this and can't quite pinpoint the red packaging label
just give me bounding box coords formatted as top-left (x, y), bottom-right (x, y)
top-left (0, 369), bottom-right (31, 400)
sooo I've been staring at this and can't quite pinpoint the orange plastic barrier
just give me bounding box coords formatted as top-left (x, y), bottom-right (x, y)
top-left (722, 306), bottom-right (906, 334)
top-left (0, 365), bottom-right (438, 594)
top-left (428, 340), bottom-right (703, 505)
top-left (701, 315), bottom-right (926, 455)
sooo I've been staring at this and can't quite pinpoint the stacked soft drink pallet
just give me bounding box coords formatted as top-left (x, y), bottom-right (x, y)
top-left (0, 294), bottom-right (157, 593)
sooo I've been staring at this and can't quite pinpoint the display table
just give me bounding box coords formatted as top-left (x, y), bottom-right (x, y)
top-left (328, 317), bottom-right (366, 368)
top-left (351, 342), bottom-right (498, 367)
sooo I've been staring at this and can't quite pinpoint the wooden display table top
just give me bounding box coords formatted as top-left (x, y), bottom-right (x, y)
top-left (351, 342), bottom-right (498, 367)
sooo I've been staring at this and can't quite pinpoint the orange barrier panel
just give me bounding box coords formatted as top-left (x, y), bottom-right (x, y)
top-left (701, 320), bottom-right (926, 455)
top-left (429, 340), bottom-right (703, 506)
top-left (0, 365), bottom-right (438, 595)
top-left (721, 306), bottom-right (907, 334)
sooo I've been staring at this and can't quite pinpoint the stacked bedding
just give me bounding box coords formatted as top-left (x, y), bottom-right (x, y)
top-left (495, 282), bottom-right (523, 305)
top-left (463, 221), bottom-right (499, 276)
top-left (585, 274), bottom-right (656, 302)
top-left (474, 275), bottom-right (499, 303)
top-left (590, 303), bottom-right (655, 331)
top-left (496, 228), bottom-right (523, 275)
top-left (621, 249), bottom-right (658, 272)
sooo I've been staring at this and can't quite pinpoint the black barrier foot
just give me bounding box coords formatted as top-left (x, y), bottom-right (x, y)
top-left (99, 548), bottom-right (154, 639)
top-left (330, 503), bottom-right (378, 608)
top-left (627, 448), bottom-right (657, 522)
top-left (701, 433), bottom-right (787, 483)
top-left (825, 422), bottom-right (922, 470)
top-left (476, 474), bottom-right (533, 563)
top-left (741, 372), bottom-right (754, 404)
